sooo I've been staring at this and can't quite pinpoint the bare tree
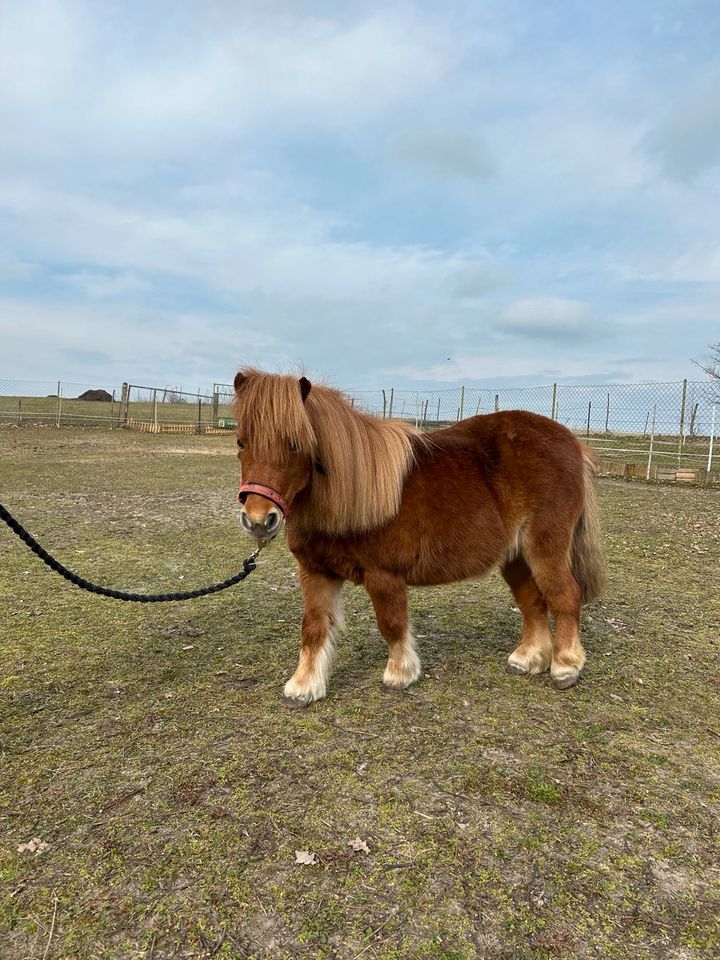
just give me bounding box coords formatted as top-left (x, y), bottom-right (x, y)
top-left (694, 340), bottom-right (720, 379)
top-left (693, 341), bottom-right (720, 399)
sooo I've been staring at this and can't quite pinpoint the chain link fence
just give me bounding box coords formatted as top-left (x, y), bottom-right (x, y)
top-left (214, 378), bottom-right (720, 479)
top-left (2, 377), bottom-right (718, 478)
top-left (0, 380), bottom-right (123, 428)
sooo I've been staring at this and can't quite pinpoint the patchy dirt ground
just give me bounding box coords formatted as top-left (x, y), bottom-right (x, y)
top-left (1, 428), bottom-right (719, 959)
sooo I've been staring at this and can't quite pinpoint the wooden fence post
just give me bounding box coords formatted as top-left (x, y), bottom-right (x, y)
top-left (120, 383), bottom-right (129, 427)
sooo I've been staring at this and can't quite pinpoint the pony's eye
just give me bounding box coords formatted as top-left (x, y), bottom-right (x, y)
top-left (289, 441), bottom-right (299, 453)
top-left (236, 439), bottom-right (245, 450)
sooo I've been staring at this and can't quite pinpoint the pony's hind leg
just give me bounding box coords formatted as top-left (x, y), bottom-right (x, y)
top-left (283, 568), bottom-right (344, 706)
top-left (364, 572), bottom-right (421, 689)
top-left (501, 557), bottom-right (553, 676)
top-left (524, 543), bottom-right (586, 690)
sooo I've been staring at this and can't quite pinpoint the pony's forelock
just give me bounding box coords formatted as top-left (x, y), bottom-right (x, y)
top-left (233, 368), bottom-right (318, 461)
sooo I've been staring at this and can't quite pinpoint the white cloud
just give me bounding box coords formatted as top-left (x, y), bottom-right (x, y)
top-left (0, 1), bottom-right (80, 107)
top-left (668, 248), bottom-right (720, 283)
top-left (61, 271), bottom-right (151, 300)
top-left (0, 1), bottom-right (718, 391)
top-left (0, 178), bottom-right (478, 305)
top-left (642, 67), bottom-right (720, 181)
top-left (0, 3), bottom-right (456, 167)
top-left (0, 297), bottom-right (284, 386)
top-left (450, 260), bottom-right (507, 298)
top-left (495, 298), bottom-right (598, 339)
top-left (390, 130), bottom-right (496, 181)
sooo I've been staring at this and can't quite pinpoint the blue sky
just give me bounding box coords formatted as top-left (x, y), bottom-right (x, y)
top-left (1, 0), bottom-right (719, 391)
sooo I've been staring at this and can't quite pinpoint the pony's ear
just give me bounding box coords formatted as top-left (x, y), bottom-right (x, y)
top-left (234, 371), bottom-right (247, 393)
top-left (299, 376), bottom-right (312, 403)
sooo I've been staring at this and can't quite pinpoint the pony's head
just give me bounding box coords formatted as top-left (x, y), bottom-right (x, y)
top-left (233, 367), bottom-right (421, 541)
top-left (234, 369), bottom-right (318, 541)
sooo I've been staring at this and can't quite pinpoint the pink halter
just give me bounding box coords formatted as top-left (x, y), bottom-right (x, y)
top-left (238, 482), bottom-right (290, 519)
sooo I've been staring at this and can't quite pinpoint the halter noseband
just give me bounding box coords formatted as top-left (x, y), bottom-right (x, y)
top-left (238, 482), bottom-right (290, 519)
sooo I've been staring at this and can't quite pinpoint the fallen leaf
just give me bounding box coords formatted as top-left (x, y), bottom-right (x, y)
top-left (349, 836), bottom-right (370, 854)
top-left (294, 850), bottom-right (317, 865)
top-left (17, 838), bottom-right (49, 855)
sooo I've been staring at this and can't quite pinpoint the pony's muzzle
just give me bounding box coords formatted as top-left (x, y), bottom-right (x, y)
top-left (240, 507), bottom-right (282, 541)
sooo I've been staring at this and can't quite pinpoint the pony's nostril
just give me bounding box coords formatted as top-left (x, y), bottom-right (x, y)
top-left (240, 512), bottom-right (253, 532)
top-left (266, 512), bottom-right (280, 532)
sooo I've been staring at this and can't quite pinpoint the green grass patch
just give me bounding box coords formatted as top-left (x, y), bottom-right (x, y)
top-left (1, 428), bottom-right (719, 958)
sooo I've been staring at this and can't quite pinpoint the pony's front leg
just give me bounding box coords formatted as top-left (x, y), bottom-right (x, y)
top-left (283, 568), bottom-right (344, 707)
top-left (365, 572), bottom-right (421, 690)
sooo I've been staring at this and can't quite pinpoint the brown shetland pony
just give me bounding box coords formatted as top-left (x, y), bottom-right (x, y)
top-left (233, 369), bottom-right (605, 706)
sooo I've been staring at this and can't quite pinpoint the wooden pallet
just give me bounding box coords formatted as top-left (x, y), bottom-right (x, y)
top-left (125, 419), bottom-right (233, 436)
top-left (126, 419), bottom-right (195, 434)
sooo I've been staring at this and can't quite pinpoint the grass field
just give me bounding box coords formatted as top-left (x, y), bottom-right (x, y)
top-left (1, 427), bottom-right (719, 959)
top-left (0, 395), bottom-right (236, 429)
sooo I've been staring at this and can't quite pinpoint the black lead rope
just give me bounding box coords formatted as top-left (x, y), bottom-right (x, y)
top-left (0, 501), bottom-right (261, 603)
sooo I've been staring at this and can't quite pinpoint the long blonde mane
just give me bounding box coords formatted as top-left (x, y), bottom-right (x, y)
top-left (234, 369), bottom-right (422, 535)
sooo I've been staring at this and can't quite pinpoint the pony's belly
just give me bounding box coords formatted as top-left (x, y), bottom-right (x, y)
top-left (289, 512), bottom-right (508, 587)
top-left (405, 551), bottom-right (498, 587)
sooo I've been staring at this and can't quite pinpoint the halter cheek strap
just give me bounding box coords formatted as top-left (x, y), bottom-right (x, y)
top-left (238, 482), bottom-right (290, 519)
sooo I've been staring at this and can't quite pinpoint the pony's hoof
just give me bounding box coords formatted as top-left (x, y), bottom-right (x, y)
top-left (552, 669), bottom-right (582, 690)
top-left (282, 694), bottom-right (311, 709)
top-left (381, 682), bottom-right (409, 693)
top-left (506, 663), bottom-right (530, 677)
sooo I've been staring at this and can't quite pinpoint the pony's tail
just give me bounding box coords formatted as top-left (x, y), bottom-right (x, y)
top-left (571, 447), bottom-right (606, 605)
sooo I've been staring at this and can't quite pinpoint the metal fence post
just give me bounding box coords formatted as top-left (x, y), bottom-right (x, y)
top-left (495, 393), bottom-right (499, 412)
top-left (605, 392), bottom-right (610, 434)
top-left (551, 382), bottom-right (557, 419)
top-left (388, 388), bottom-right (394, 419)
top-left (679, 378), bottom-right (687, 443)
top-left (152, 388), bottom-right (158, 430)
top-left (459, 385), bottom-right (465, 421)
top-left (197, 397), bottom-right (203, 434)
top-left (586, 400), bottom-right (592, 440)
top-left (646, 404), bottom-right (657, 479)
top-left (708, 404), bottom-right (717, 474)
top-left (382, 390), bottom-right (387, 419)
top-left (56, 381), bottom-right (62, 428)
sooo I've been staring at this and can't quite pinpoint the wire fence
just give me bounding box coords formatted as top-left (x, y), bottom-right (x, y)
top-left (2, 377), bottom-right (718, 479)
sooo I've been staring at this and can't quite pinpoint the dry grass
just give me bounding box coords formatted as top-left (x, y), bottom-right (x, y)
top-left (1, 427), bottom-right (719, 959)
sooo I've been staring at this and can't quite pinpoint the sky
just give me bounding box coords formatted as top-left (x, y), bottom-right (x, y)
top-left (1, 0), bottom-right (719, 393)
